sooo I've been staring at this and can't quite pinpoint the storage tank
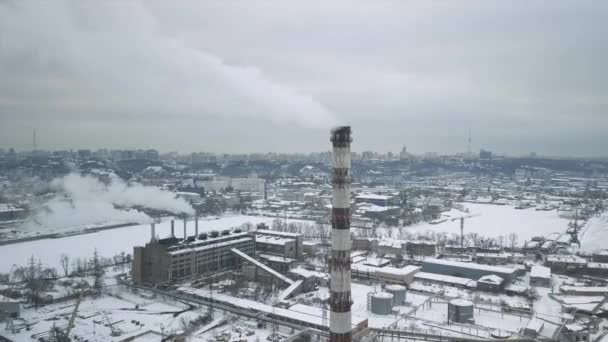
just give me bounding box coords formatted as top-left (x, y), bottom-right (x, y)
top-left (385, 284), bottom-right (406, 306)
top-left (370, 292), bottom-right (394, 315)
top-left (448, 299), bottom-right (474, 323)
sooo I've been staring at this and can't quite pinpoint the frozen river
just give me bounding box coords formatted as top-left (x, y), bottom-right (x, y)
top-left (0, 215), bottom-right (291, 273)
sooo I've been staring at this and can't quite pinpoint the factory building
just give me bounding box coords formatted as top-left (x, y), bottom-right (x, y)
top-left (530, 265), bottom-right (551, 287)
top-left (132, 223), bottom-right (255, 285)
top-left (351, 237), bottom-right (436, 259)
top-left (544, 255), bottom-right (587, 274)
top-left (422, 259), bottom-right (517, 283)
top-left (354, 193), bottom-right (398, 207)
top-left (475, 253), bottom-right (510, 265)
top-left (407, 241), bottom-right (437, 258)
top-left (351, 264), bottom-right (419, 285)
top-left (253, 229), bottom-right (304, 260)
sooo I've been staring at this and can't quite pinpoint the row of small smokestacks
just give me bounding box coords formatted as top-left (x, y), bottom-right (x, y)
top-left (150, 215), bottom-right (199, 241)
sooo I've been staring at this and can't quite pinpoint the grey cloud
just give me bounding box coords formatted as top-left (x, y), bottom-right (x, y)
top-left (0, 0), bottom-right (606, 155)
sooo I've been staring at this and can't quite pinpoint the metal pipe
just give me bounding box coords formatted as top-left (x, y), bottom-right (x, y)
top-left (171, 220), bottom-right (175, 237)
top-left (330, 126), bottom-right (352, 342)
top-left (183, 219), bottom-right (187, 240)
top-left (150, 223), bottom-right (156, 242)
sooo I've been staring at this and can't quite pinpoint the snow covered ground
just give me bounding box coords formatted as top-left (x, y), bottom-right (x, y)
top-left (579, 212), bottom-right (608, 253)
top-left (404, 203), bottom-right (569, 243)
top-left (0, 215), bottom-right (310, 274)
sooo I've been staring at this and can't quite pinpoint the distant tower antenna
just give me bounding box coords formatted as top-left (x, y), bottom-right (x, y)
top-left (467, 128), bottom-right (472, 157)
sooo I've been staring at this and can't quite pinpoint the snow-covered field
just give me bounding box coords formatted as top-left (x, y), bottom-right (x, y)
top-left (579, 212), bottom-right (608, 253)
top-left (405, 203), bottom-right (569, 243)
top-left (0, 215), bottom-right (308, 274)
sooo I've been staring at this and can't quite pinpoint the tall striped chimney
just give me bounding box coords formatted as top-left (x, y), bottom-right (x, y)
top-left (330, 126), bottom-right (352, 342)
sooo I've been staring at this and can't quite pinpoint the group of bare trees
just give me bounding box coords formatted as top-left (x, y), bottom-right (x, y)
top-left (352, 224), bottom-right (520, 250)
top-left (11, 256), bottom-right (57, 307)
top-left (60, 251), bottom-right (131, 278)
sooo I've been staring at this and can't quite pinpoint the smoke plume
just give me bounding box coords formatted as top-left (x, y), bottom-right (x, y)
top-left (24, 173), bottom-right (194, 231)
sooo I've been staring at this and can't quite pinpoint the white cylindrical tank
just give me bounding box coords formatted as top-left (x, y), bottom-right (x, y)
top-left (385, 284), bottom-right (406, 306)
top-left (448, 299), bottom-right (474, 323)
top-left (371, 292), bottom-right (394, 315)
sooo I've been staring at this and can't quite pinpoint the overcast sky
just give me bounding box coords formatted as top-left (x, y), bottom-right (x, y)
top-left (0, 1), bottom-right (606, 156)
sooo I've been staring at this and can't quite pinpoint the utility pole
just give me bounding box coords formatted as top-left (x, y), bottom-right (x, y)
top-left (460, 217), bottom-right (465, 250)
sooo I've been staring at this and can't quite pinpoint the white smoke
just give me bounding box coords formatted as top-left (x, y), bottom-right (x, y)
top-left (24, 173), bottom-right (194, 231)
top-left (0, 1), bottom-right (336, 129)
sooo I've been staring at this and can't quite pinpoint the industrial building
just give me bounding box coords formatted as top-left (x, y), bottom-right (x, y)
top-left (351, 263), bottom-right (419, 285)
top-left (530, 265), bottom-right (551, 287)
top-left (132, 223), bottom-right (255, 285)
top-left (253, 229), bottom-right (303, 260)
top-left (476, 274), bottom-right (504, 292)
top-left (421, 259), bottom-right (517, 283)
top-left (354, 193), bottom-right (398, 207)
top-left (407, 241), bottom-right (436, 258)
top-left (544, 255), bottom-right (587, 273)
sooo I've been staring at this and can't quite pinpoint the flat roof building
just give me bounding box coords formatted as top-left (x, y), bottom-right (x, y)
top-left (254, 229), bottom-right (304, 260)
top-left (422, 258), bottom-right (517, 282)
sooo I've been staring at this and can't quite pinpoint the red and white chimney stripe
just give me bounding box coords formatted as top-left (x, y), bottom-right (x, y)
top-left (330, 126), bottom-right (352, 342)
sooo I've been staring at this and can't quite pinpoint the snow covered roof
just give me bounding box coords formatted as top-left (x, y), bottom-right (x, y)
top-left (530, 265), bottom-right (551, 279)
top-left (560, 286), bottom-right (608, 294)
top-left (424, 258), bottom-right (517, 275)
top-left (168, 237), bottom-right (253, 256)
top-left (259, 254), bottom-right (295, 264)
top-left (255, 235), bottom-right (295, 246)
top-left (564, 323), bottom-right (586, 332)
top-left (355, 193), bottom-right (392, 200)
top-left (372, 292), bottom-right (393, 299)
top-left (255, 229), bottom-right (301, 238)
top-left (414, 272), bottom-right (477, 288)
top-left (525, 318), bottom-right (544, 333)
top-left (478, 274), bottom-right (504, 284)
top-left (450, 299), bottom-right (473, 306)
top-left (546, 254), bottom-right (587, 264)
top-left (352, 264), bottom-right (419, 277)
top-left (288, 267), bottom-right (329, 279)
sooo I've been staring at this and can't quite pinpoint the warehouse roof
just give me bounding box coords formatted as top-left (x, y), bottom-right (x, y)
top-left (423, 258), bottom-right (517, 275)
top-left (530, 265), bottom-right (551, 279)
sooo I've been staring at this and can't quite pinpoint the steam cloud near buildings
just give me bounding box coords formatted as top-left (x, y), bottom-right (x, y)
top-left (24, 173), bottom-right (194, 230)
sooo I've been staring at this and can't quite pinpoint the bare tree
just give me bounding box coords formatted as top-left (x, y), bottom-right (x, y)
top-left (60, 254), bottom-right (70, 277)
top-left (92, 249), bottom-right (105, 294)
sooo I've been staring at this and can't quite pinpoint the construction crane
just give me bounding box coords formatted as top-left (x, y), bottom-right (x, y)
top-left (64, 289), bottom-right (84, 338)
top-left (49, 281), bottom-right (89, 342)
